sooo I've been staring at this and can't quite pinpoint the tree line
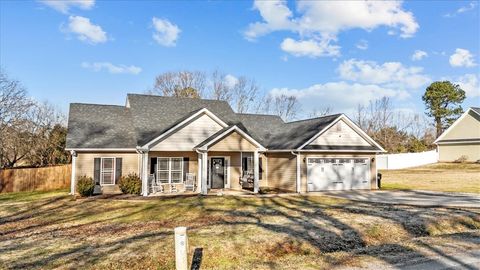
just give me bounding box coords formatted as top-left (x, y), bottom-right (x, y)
top-left (0, 71), bottom-right (69, 169)
top-left (0, 68), bottom-right (466, 168)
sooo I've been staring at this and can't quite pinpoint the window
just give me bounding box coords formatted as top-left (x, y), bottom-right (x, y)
top-left (242, 154), bottom-right (262, 180)
top-left (101, 157), bottom-right (115, 185)
top-left (156, 157), bottom-right (183, 184)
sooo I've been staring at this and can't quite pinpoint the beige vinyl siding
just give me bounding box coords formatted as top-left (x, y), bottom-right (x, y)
top-left (299, 153), bottom-right (377, 192)
top-left (75, 152), bottom-right (139, 179)
top-left (151, 114), bottom-right (223, 151)
top-left (209, 131), bottom-right (258, 152)
top-left (266, 153), bottom-right (296, 192)
top-left (309, 119), bottom-right (371, 146)
top-left (440, 111), bottom-right (480, 141)
top-left (438, 144), bottom-right (480, 162)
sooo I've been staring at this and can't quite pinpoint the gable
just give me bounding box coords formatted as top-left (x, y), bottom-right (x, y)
top-left (440, 110), bottom-right (480, 141)
top-left (308, 119), bottom-right (372, 147)
top-left (209, 131), bottom-right (258, 151)
top-left (150, 113), bottom-right (223, 151)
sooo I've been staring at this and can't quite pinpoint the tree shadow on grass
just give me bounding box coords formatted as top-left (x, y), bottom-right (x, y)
top-left (0, 193), bottom-right (479, 269)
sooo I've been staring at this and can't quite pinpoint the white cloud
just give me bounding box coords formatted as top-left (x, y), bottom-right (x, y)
top-left (245, 0), bottom-right (418, 57)
top-left (224, 74), bottom-right (239, 88)
top-left (81, 62), bottom-right (142, 74)
top-left (152, 17), bottom-right (181, 47)
top-left (338, 59), bottom-right (431, 89)
top-left (444, 2), bottom-right (477, 17)
top-left (280, 38), bottom-right (340, 58)
top-left (268, 81), bottom-right (409, 113)
top-left (356, 39), bottom-right (368, 50)
top-left (449, 48), bottom-right (477, 67)
top-left (411, 50), bottom-right (428, 61)
top-left (40, 0), bottom-right (94, 14)
top-left (64, 15), bottom-right (107, 44)
top-left (456, 74), bottom-right (480, 97)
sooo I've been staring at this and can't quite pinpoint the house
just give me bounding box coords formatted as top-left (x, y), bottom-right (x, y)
top-left (65, 94), bottom-right (386, 196)
top-left (434, 107), bottom-right (480, 162)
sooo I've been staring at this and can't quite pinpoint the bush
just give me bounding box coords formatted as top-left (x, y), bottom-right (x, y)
top-left (77, 175), bottom-right (95, 197)
top-left (119, 173), bottom-right (142, 195)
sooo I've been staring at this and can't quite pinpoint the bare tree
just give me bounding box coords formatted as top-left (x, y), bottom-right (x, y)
top-left (308, 107), bottom-right (332, 118)
top-left (263, 94), bottom-right (300, 121)
top-left (0, 70), bottom-right (67, 168)
top-left (231, 76), bottom-right (259, 113)
top-left (151, 70), bottom-right (206, 98)
top-left (210, 70), bottom-right (232, 101)
top-left (0, 71), bottom-right (33, 129)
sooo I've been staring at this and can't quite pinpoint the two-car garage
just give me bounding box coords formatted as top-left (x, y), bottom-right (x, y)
top-left (306, 157), bottom-right (371, 191)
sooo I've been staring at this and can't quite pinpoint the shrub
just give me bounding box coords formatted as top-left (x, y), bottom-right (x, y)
top-left (77, 175), bottom-right (95, 197)
top-left (119, 173), bottom-right (142, 195)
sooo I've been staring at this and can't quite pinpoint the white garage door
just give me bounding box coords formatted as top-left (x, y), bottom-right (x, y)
top-left (307, 158), bottom-right (371, 191)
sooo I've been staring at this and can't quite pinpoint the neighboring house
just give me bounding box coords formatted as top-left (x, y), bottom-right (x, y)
top-left (434, 107), bottom-right (480, 162)
top-left (65, 94), bottom-right (385, 196)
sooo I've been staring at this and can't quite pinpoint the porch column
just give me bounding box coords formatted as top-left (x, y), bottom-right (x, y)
top-left (253, 150), bottom-right (259, 193)
top-left (69, 150), bottom-right (77, 195)
top-left (201, 152), bottom-right (208, 195)
top-left (197, 152), bottom-right (202, 193)
top-left (141, 151), bottom-right (149, 196)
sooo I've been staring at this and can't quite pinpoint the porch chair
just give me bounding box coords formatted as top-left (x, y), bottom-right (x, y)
top-left (239, 171), bottom-right (254, 189)
top-left (149, 174), bottom-right (163, 193)
top-left (185, 173), bottom-right (196, 191)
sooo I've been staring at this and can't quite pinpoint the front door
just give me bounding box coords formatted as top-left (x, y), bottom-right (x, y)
top-left (211, 158), bottom-right (225, 189)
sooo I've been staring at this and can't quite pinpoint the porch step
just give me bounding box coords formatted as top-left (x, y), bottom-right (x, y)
top-left (101, 185), bottom-right (122, 194)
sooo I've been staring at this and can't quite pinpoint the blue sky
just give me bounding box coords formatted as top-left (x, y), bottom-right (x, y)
top-left (1, 0), bottom-right (479, 118)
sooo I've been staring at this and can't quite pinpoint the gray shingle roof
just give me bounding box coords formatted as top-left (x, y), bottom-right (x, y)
top-left (66, 104), bottom-right (137, 149)
top-left (66, 94), bottom-right (373, 151)
top-left (127, 94), bottom-right (238, 145)
top-left (471, 107), bottom-right (480, 115)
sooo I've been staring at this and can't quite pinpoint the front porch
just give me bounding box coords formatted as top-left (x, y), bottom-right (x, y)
top-left (139, 150), bottom-right (263, 196)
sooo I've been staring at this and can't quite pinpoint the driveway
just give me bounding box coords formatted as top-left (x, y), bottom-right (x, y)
top-left (316, 190), bottom-right (480, 208)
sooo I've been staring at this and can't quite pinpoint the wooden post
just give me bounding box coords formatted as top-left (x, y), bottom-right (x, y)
top-left (175, 226), bottom-right (188, 270)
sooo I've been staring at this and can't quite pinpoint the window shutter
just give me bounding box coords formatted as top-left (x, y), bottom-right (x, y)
top-left (183, 157), bottom-right (189, 181)
top-left (150, 158), bottom-right (157, 175)
top-left (94, 158), bottom-right (101, 185)
top-left (115, 158), bottom-right (122, 184)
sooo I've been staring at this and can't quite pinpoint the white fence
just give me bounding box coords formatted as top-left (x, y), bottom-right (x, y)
top-left (377, 150), bottom-right (438, 170)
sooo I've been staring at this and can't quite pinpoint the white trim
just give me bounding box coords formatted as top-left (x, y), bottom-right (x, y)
top-left (141, 152), bottom-right (149, 196)
top-left (100, 157), bottom-right (116, 186)
top-left (70, 150), bottom-right (77, 195)
top-left (143, 108), bottom-right (229, 149)
top-left (196, 125), bottom-right (266, 151)
top-left (156, 157), bottom-right (184, 184)
top-left (201, 152), bottom-right (208, 195)
top-left (297, 114), bottom-right (386, 153)
top-left (65, 148), bottom-right (136, 152)
top-left (253, 150), bottom-right (259, 193)
top-left (267, 149), bottom-right (382, 153)
top-left (436, 140), bottom-right (480, 145)
top-left (434, 108), bottom-right (477, 144)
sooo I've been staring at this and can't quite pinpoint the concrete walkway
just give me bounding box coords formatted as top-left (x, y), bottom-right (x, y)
top-left (316, 190), bottom-right (480, 208)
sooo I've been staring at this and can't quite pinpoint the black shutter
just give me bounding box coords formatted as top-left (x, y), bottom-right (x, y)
top-left (94, 158), bottom-right (101, 185)
top-left (150, 158), bottom-right (157, 175)
top-left (183, 157), bottom-right (189, 181)
top-left (115, 158), bottom-right (122, 184)
top-left (259, 157), bottom-right (263, 180)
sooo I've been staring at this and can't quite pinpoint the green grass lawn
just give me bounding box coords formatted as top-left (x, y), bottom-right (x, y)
top-left (380, 162), bottom-right (480, 194)
top-left (0, 190), bottom-right (479, 269)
